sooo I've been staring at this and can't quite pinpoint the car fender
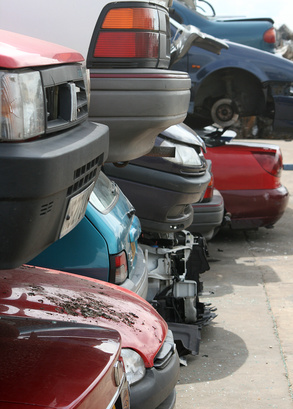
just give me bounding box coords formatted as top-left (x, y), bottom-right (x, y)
top-left (189, 41), bottom-right (293, 86)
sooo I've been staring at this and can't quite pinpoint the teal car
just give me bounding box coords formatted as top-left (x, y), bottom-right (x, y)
top-left (30, 171), bottom-right (148, 299)
top-left (171, 0), bottom-right (277, 53)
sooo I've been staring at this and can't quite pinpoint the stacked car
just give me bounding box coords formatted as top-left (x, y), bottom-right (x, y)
top-left (0, 1), bottom-right (291, 408)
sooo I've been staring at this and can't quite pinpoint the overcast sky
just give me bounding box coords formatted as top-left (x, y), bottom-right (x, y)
top-left (198, 0), bottom-right (293, 30)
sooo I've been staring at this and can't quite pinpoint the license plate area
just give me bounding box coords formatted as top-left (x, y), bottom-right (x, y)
top-left (60, 182), bottom-right (94, 238)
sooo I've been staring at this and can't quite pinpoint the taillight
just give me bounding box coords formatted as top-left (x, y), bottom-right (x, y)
top-left (110, 251), bottom-right (128, 285)
top-left (87, 3), bottom-right (170, 68)
top-left (94, 31), bottom-right (159, 58)
top-left (202, 173), bottom-right (214, 201)
top-left (263, 27), bottom-right (276, 44)
top-left (252, 150), bottom-right (283, 177)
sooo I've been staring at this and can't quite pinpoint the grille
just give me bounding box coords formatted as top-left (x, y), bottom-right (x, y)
top-left (39, 201), bottom-right (54, 216)
top-left (45, 80), bottom-right (87, 131)
top-left (67, 153), bottom-right (104, 197)
top-left (41, 64), bottom-right (88, 134)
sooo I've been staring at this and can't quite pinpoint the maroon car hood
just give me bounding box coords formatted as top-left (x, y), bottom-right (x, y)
top-left (0, 29), bottom-right (84, 68)
top-left (0, 265), bottom-right (168, 367)
top-left (0, 316), bottom-right (121, 409)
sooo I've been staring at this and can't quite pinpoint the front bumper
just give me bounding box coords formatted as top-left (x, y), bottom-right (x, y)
top-left (222, 185), bottom-right (289, 229)
top-left (130, 348), bottom-right (179, 409)
top-left (0, 121), bottom-right (109, 268)
top-left (190, 189), bottom-right (225, 240)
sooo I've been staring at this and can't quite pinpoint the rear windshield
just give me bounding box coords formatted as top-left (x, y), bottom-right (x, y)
top-left (90, 171), bottom-right (118, 214)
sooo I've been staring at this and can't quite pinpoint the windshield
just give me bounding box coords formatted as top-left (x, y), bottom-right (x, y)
top-left (90, 171), bottom-right (118, 214)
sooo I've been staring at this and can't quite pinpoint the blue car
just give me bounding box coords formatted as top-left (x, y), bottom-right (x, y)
top-left (29, 171), bottom-right (148, 299)
top-left (171, 0), bottom-right (277, 53)
top-left (170, 17), bottom-right (293, 133)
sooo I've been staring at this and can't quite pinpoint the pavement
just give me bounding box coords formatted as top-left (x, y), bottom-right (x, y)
top-left (175, 139), bottom-right (293, 408)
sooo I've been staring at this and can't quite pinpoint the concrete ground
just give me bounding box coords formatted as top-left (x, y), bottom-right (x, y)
top-left (175, 139), bottom-right (293, 408)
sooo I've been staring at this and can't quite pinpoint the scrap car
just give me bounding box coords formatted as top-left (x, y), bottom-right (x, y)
top-left (171, 0), bottom-right (277, 53)
top-left (0, 317), bottom-right (130, 409)
top-left (198, 128), bottom-right (289, 230)
top-left (0, 30), bottom-right (109, 269)
top-left (30, 171), bottom-right (148, 299)
top-left (0, 265), bottom-right (180, 409)
top-left (1, 0), bottom-right (192, 163)
top-left (169, 16), bottom-right (293, 135)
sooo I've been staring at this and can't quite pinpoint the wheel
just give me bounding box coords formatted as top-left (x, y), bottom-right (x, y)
top-left (211, 98), bottom-right (239, 127)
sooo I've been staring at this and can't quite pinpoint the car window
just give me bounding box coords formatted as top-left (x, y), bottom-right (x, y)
top-left (90, 172), bottom-right (118, 214)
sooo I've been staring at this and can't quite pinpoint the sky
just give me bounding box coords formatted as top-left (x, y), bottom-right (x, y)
top-left (197, 0), bottom-right (293, 30)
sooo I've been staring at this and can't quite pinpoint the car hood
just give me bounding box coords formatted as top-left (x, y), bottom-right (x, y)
top-left (0, 265), bottom-right (167, 367)
top-left (0, 29), bottom-right (84, 69)
top-left (0, 315), bottom-right (121, 409)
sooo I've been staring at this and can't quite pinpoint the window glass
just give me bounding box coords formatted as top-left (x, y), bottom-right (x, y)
top-left (90, 172), bottom-right (118, 213)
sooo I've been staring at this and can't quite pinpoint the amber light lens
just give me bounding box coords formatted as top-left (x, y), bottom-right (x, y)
top-left (203, 173), bottom-right (214, 200)
top-left (94, 32), bottom-right (159, 58)
top-left (102, 8), bottom-right (159, 30)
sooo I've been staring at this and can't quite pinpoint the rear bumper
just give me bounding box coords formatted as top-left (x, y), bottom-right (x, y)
top-left (130, 349), bottom-right (179, 409)
top-left (0, 121), bottom-right (109, 268)
top-left (222, 185), bottom-right (289, 229)
top-left (89, 69), bottom-right (191, 162)
top-left (120, 246), bottom-right (148, 299)
top-left (190, 189), bottom-right (225, 240)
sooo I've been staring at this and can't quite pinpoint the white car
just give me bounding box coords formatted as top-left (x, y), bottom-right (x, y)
top-left (1, 0), bottom-right (192, 162)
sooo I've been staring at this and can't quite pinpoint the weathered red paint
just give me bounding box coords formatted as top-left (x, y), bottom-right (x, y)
top-left (0, 265), bottom-right (168, 367)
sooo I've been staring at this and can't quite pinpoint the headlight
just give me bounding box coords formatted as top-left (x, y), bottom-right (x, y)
top-left (1, 71), bottom-right (45, 140)
top-left (160, 139), bottom-right (202, 166)
top-left (121, 348), bottom-right (146, 385)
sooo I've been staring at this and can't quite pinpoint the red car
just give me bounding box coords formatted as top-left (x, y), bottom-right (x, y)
top-left (199, 130), bottom-right (289, 230)
top-left (0, 316), bottom-right (130, 409)
top-left (0, 265), bottom-right (179, 409)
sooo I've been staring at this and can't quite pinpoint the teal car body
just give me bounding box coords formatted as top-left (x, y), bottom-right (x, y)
top-left (30, 172), bottom-right (148, 299)
top-left (171, 1), bottom-right (277, 53)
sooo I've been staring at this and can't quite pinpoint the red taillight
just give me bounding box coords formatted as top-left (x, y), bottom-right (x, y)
top-left (94, 32), bottom-right (159, 58)
top-left (203, 173), bottom-right (214, 201)
top-left (263, 27), bottom-right (276, 44)
top-left (110, 251), bottom-right (128, 285)
top-left (252, 150), bottom-right (283, 177)
top-left (94, 7), bottom-right (160, 59)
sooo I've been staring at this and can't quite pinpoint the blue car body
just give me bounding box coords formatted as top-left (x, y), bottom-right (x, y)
top-left (170, 17), bottom-right (293, 132)
top-left (30, 172), bottom-right (148, 299)
top-left (171, 1), bottom-right (276, 53)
